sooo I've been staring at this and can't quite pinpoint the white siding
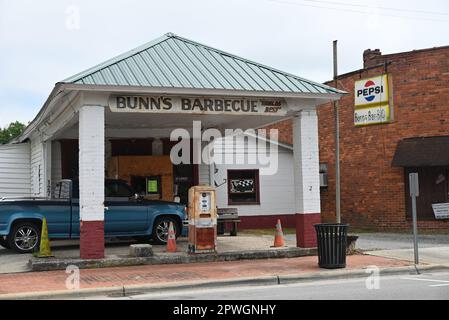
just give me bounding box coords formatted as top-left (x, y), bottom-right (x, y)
top-left (199, 163), bottom-right (210, 185)
top-left (30, 137), bottom-right (44, 197)
top-left (0, 143), bottom-right (31, 198)
top-left (213, 135), bottom-right (295, 217)
top-left (198, 140), bottom-right (211, 185)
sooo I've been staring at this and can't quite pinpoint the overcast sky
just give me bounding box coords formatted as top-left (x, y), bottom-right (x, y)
top-left (1, 0), bottom-right (448, 127)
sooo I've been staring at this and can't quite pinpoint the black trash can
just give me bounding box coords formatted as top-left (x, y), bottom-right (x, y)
top-left (314, 223), bottom-right (349, 269)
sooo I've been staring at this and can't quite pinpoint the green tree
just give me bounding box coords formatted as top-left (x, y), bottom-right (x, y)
top-left (0, 121), bottom-right (26, 144)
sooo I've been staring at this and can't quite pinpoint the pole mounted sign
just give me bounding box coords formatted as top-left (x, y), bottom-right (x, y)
top-left (354, 74), bottom-right (389, 107)
top-left (109, 95), bottom-right (287, 116)
top-left (409, 172), bottom-right (419, 265)
top-left (353, 74), bottom-right (392, 126)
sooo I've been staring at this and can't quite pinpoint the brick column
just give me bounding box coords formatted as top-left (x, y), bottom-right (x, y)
top-left (292, 109), bottom-right (321, 248)
top-left (79, 105), bottom-right (105, 259)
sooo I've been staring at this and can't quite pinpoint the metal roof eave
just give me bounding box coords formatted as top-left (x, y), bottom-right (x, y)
top-left (11, 80), bottom-right (344, 144)
top-left (10, 83), bottom-right (67, 144)
top-left (59, 82), bottom-right (345, 100)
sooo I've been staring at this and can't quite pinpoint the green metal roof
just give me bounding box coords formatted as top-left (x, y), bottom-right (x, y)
top-left (63, 33), bottom-right (343, 95)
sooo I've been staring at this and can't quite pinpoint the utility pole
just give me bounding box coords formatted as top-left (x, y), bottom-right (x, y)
top-left (333, 40), bottom-right (341, 224)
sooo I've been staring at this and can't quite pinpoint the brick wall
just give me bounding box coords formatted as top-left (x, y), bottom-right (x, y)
top-left (267, 45), bottom-right (449, 231)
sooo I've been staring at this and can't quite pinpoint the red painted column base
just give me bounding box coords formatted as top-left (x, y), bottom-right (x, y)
top-left (296, 213), bottom-right (321, 248)
top-left (80, 220), bottom-right (105, 259)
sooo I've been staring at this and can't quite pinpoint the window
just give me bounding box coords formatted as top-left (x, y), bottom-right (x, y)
top-left (105, 180), bottom-right (134, 198)
top-left (52, 181), bottom-right (71, 200)
top-left (404, 166), bottom-right (449, 220)
top-left (69, 180), bottom-right (134, 199)
top-left (227, 169), bottom-right (260, 205)
top-left (110, 139), bottom-right (153, 156)
top-left (319, 163), bottom-right (328, 188)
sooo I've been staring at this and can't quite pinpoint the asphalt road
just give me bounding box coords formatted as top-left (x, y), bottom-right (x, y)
top-left (111, 271), bottom-right (449, 300)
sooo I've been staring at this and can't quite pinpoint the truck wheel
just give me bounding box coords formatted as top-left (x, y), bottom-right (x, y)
top-left (0, 237), bottom-right (10, 249)
top-left (8, 222), bottom-right (41, 254)
top-left (152, 217), bottom-right (179, 245)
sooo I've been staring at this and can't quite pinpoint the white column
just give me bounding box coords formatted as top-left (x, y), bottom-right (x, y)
top-left (79, 105), bottom-right (105, 259)
top-left (293, 109), bottom-right (321, 213)
top-left (292, 109), bottom-right (321, 247)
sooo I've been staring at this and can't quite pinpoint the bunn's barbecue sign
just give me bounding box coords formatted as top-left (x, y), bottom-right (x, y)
top-left (109, 96), bottom-right (287, 116)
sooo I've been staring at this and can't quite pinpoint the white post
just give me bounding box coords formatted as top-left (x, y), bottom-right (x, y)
top-left (292, 109), bottom-right (321, 248)
top-left (79, 105), bottom-right (105, 259)
top-left (43, 140), bottom-right (52, 198)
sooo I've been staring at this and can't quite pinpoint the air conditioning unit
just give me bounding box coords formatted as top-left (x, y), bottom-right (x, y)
top-left (320, 173), bottom-right (328, 187)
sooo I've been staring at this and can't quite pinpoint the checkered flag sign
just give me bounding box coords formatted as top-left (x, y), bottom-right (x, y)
top-left (230, 179), bottom-right (255, 193)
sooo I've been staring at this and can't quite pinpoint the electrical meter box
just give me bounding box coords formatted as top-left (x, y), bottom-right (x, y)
top-left (188, 185), bottom-right (217, 254)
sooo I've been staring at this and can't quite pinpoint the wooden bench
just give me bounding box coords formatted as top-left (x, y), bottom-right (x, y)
top-left (217, 208), bottom-right (240, 236)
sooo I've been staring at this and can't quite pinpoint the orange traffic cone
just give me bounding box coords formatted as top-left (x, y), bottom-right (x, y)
top-left (166, 221), bottom-right (177, 253)
top-left (273, 219), bottom-right (285, 247)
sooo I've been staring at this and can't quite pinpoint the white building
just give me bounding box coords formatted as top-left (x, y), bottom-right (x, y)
top-left (0, 33), bottom-right (343, 258)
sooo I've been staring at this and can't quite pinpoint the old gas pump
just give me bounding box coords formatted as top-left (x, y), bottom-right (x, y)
top-left (187, 186), bottom-right (217, 254)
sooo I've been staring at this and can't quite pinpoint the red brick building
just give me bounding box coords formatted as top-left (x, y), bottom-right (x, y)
top-left (266, 45), bottom-right (449, 231)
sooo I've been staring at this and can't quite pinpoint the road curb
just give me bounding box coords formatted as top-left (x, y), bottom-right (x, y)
top-left (28, 247), bottom-right (316, 272)
top-left (2, 263), bottom-right (448, 300)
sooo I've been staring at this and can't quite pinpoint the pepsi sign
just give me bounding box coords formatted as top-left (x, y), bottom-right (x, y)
top-left (354, 74), bottom-right (389, 107)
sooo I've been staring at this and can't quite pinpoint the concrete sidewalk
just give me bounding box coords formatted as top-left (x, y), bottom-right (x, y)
top-left (354, 233), bottom-right (449, 251)
top-left (284, 232), bottom-right (449, 251)
top-left (0, 254), bottom-right (437, 300)
top-left (366, 246), bottom-right (449, 265)
top-left (0, 234), bottom-right (297, 274)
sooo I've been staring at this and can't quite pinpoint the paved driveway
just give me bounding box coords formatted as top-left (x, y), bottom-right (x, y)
top-left (285, 232), bottom-right (449, 265)
top-left (355, 233), bottom-right (449, 251)
top-left (284, 232), bottom-right (449, 251)
top-left (354, 233), bottom-right (449, 265)
top-left (365, 247), bottom-right (449, 265)
top-left (0, 239), bottom-right (142, 274)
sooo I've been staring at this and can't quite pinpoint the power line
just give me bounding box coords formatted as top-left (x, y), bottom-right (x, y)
top-left (304, 0), bottom-right (449, 17)
top-left (267, 0), bottom-right (449, 22)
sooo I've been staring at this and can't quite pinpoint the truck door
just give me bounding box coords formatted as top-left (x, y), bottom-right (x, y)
top-left (104, 180), bottom-right (149, 235)
top-left (46, 180), bottom-right (72, 238)
top-left (68, 180), bottom-right (149, 238)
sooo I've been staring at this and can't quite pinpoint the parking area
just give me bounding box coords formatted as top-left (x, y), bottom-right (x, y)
top-left (0, 233), bottom-right (297, 274)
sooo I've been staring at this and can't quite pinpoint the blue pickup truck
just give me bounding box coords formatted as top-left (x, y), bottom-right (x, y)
top-left (0, 179), bottom-right (187, 253)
